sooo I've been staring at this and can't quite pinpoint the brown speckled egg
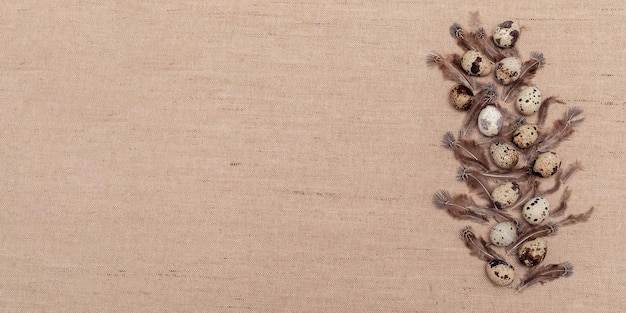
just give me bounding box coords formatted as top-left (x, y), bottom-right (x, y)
top-left (449, 85), bottom-right (474, 110)
top-left (523, 196), bottom-right (550, 225)
top-left (495, 57), bottom-right (521, 85)
top-left (489, 142), bottom-right (519, 169)
top-left (485, 259), bottom-right (515, 286)
top-left (532, 151), bottom-right (561, 177)
top-left (518, 237), bottom-right (547, 267)
top-left (493, 21), bottom-right (520, 48)
top-left (490, 221), bottom-right (517, 247)
top-left (513, 124), bottom-right (539, 149)
top-left (491, 182), bottom-right (520, 209)
top-left (516, 86), bottom-right (542, 116)
top-left (461, 50), bottom-right (492, 76)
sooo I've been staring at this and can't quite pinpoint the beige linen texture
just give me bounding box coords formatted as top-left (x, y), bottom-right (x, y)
top-left (0, 1), bottom-right (624, 312)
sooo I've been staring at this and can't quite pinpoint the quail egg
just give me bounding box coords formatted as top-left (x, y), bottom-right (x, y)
top-left (523, 196), bottom-right (550, 225)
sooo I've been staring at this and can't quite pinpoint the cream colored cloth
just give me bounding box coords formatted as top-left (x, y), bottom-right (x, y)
top-left (0, 1), bottom-right (624, 311)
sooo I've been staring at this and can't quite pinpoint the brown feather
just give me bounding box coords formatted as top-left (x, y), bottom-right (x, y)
top-left (517, 262), bottom-right (573, 292)
top-left (536, 107), bottom-right (584, 152)
top-left (443, 132), bottom-right (490, 170)
top-left (536, 96), bottom-right (565, 127)
top-left (459, 226), bottom-right (504, 262)
top-left (457, 167), bottom-right (494, 203)
top-left (560, 161), bottom-right (583, 183)
top-left (537, 172), bottom-right (563, 196)
top-left (555, 207), bottom-right (594, 228)
top-left (549, 187), bottom-right (572, 217)
top-left (506, 223), bottom-right (557, 255)
top-left (502, 52), bottom-right (546, 102)
top-left (433, 190), bottom-right (491, 224)
top-left (427, 53), bottom-right (477, 91)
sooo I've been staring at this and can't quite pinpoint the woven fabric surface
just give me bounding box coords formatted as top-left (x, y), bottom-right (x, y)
top-left (0, 1), bottom-right (624, 311)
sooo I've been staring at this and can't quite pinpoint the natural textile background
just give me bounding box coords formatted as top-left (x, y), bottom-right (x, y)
top-left (0, 1), bottom-right (624, 311)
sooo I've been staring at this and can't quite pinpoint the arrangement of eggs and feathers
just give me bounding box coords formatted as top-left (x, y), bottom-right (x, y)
top-left (428, 13), bottom-right (594, 291)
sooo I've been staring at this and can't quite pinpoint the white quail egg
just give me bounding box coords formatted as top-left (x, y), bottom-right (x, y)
top-left (491, 182), bottom-right (521, 209)
top-left (477, 105), bottom-right (503, 137)
top-left (449, 84), bottom-right (474, 110)
top-left (516, 86), bottom-right (542, 116)
top-left (489, 142), bottom-right (519, 169)
top-left (490, 221), bottom-right (517, 247)
top-left (461, 50), bottom-right (492, 76)
top-left (518, 237), bottom-right (547, 267)
top-left (532, 151), bottom-right (561, 178)
top-left (493, 21), bottom-right (521, 48)
top-left (512, 124), bottom-right (539, 149)
top-left (495, 57), bottom-right (522, 85)
top-left (485, 259), bottom-right (515, 286)
top-left (523, 197), bottom-right (550, 225)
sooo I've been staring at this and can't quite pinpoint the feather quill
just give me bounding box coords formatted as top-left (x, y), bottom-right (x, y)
top-left (427, 53), bottom-right (477, 91)
top-left (560, 161), bottom-right (583, 183)
top-left (459, 226), bottom-right (504, 262)
top-left (506, 223), bottom-right (557, 255)
top-left (517, 262), bottom-right (573, 292)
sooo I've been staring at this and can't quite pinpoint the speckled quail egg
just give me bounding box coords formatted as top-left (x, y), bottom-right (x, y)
top-left (489, 142), bottom-right (519, 169)
top-left (532, 151), bottom-right (561, 178)
top-left (495, 57), bottom-right (522, 85)
top-left (449, 85), bottom-right (474, 110)
top-left (477, 105), bottom-right (503, 137)
top-left (491, 182), bottom-right (521, 209)
top-left (490, 221), bottom-right (517, 247)
top-left (518, 237), bottom-right (547, 267)
top-left (523, 196), bottom-right (550, 225)
top-left (493, 21), bottom-right (521, 48)
top-left (461, 50), bottom-right (492, 76)
top-left (512, 124), bottom-right (539, 149)
top-left (516, 86), bottom-right (542, 116)
top-left (485, 259), bottom-right (515, 286)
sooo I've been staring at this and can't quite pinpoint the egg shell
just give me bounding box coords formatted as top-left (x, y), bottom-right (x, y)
top-left (489, 142), bottom-right (519, 169)
top-left (523, 196), bottom-right (550, 225)
top-left (518, 237), bottom-right (547, 267)
top-left (495, 57), bottom-right (521, 85)
top-left (516, 86), bottom-right (542, 116)
top-left (513, 124), bottom-right (539, 149)
top-left (449, 85), bottom-right (474, 110)
top-left (493, 21), bottom-right (521, 48)
top-left (490, 221), bottom-right (517, 247)
top-left (491, 182), bottom-right (520, 209)
top-left (477, 105), bottom-right (503, 137)
top-left (461, 50), bottom-right (492, 76)
top-left (532, 151), bottom-right (561, 177)
top-left (485, 259), bottom-right (515, 286)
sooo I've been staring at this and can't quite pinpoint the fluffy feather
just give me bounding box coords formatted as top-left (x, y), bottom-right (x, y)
top-left (536, 107), bottom-right (584, 152)
top-left (443, 132), bottom-right (490, 170)
top-left (560, 161), bottom-right (583, 183)
top-left (459, 226), bottom-right (504, 262)
top-left (433, 190), bottom-right (491, 224)
top-left (457, 167), bottom-right (494, 203)
top-left (506, 223), bottom-right (557, 255)
top-left (450, 22), bottom-right (496, 62)
top-left (517, 262), bottom-right (573, 292)
top-left (502, 52), bottom-right (546, 102)
top-left (536, 96), bottom-right (565, 127)
top-left (427, 52), bottom-right (477, 91)
top-left (555, 207), bottom-right (594, 227)
top-left (549, 187), bottom-right (572, 217)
